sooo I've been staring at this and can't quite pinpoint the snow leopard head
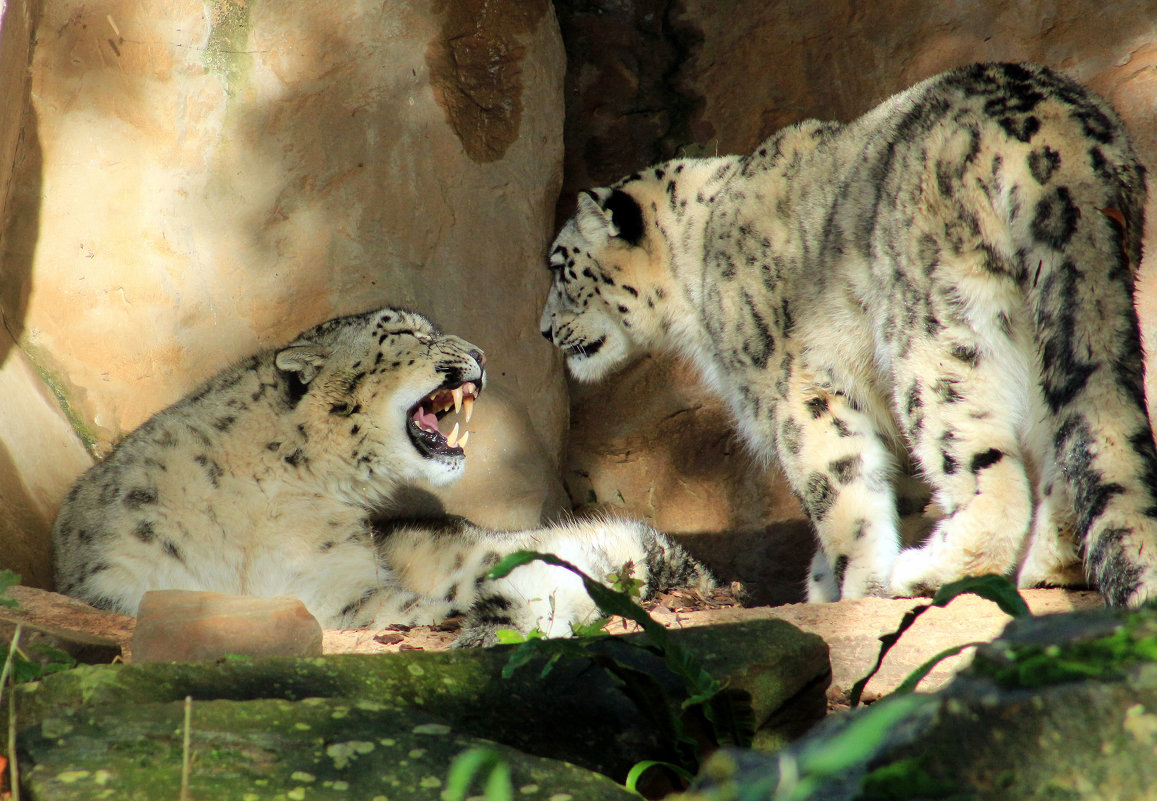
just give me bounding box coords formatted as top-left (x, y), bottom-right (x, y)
top-left (274, 307), bottom-right (485, 492)
top-left (539, 186), bottom-right (667, 382)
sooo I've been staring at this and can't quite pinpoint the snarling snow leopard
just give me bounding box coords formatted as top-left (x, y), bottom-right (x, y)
top-left (52, 307), bottom-right (712, 645)
top-left (541, 62), bottom-right (1157, 607)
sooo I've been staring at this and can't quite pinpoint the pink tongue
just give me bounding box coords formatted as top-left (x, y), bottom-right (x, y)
top-left (413, 407), bottom-right (441, 435)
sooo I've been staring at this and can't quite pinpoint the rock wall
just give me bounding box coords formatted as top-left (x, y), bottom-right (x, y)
top-left (0, 0), bottom-right (569, 588)
top-left (555, 0), bottom-right (1157, 587)
top-left (5, 0), bottom-right (1157, 598)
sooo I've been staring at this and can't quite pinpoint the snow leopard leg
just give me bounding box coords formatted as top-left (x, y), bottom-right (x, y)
top-left (889, 333), bottom-right (1033, 596)
top-left (777, 364), bottom-right (901, 601)
top-left (1018, 467), bottom-right (1085, 589)
top-left (375, 516), bottom-right (712, 646)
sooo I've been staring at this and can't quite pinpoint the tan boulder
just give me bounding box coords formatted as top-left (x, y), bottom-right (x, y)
top-left (0, 0), bottom-right (569, 588)
top-left (131, 590), bottom-right (322, 663)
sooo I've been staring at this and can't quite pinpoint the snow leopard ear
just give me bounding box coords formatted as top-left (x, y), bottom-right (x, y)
top-left (575, 190), bottom-right (613, 240)
top-left (575, 188), bottom-right (645, 247)
top-left (274, 340), bottom-right (332, 385)
top-left (603, 188), bottom-right (645, 247)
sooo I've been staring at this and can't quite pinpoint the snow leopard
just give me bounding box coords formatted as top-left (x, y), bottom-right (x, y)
top-left (540, 62), bottom-right (1157, 607)
top-left (52, 306), bottom-right (712, 645)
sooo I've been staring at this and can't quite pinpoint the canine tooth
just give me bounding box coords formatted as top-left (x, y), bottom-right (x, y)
top-left (447, 422), bottom-right (460, 448)
top-left (463, 395), bottom-right (474, 423)
top-left (458, 430), bottom-right (470, 449)
top-left (452, 387), bottom-right (463, 415)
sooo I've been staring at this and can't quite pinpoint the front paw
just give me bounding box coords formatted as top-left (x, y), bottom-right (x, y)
top-left (888, 547), bottom-right (939, 598)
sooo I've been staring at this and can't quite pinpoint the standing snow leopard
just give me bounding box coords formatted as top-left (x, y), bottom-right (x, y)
top-left (540, 62), bottom-right (1157, 607)
top-left (52, 307), bottom-right (712, 645)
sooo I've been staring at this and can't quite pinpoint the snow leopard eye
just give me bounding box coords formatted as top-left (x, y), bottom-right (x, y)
top-left (329, 401), bottom-right (355, 417)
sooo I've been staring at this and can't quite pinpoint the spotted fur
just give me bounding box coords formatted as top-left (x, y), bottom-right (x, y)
top-left (53, 307), bottom-right (712, 643)
top-left (541, 63), bottom-right (1157, 607)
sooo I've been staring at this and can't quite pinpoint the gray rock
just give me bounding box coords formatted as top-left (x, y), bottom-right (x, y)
top-left (684, 604), bottom-right (1157, 800)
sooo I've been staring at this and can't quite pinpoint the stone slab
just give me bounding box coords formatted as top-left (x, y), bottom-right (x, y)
top-left (131, 590), bottom-right (322, 663)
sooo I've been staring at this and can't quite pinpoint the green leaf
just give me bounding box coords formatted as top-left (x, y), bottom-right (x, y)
top-left (849, 602), bottom-right (930, 708)
top-left (890, 641), bottom-right (986, 696)
top-left (484, 760), bottom-right (514, 801)
top-left (930, 574), bottom-right (1031, 618)
top-left (444, 747), bottom-right (513, 801)
top-left (593, 654), bottom-right (699, 764)
top-left (0, 640), bottom-right (77, 685)
top-left (624, 760), bottom-right (693, 795)
top-left (0, 570), bottom-right (20, 608)
top-left (698, 687), bottom-right (757, 749)
top-left (607, 566), bottom-right (645, 599)
top-left (488, 550), bottom-right (554, 580)
top-left (500, 636), bottom-right (595, 680)
top-left (779, 694), bottom-right (928, 801)
top-left (570, 617), bottom-right (612, 638)
top-left (493, 630), bottom-right (527, 645)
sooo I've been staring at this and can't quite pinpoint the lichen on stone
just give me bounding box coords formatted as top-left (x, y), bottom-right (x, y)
top-left (202, 0), bottom-right (253, 96)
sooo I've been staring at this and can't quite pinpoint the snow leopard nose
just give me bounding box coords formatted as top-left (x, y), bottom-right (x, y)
top-left (540, 325), bottom-right (553, 342)
top-left (468, 348), bottom-right (486, 370)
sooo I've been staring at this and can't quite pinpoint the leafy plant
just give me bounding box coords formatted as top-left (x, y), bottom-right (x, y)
top-left (493, 561), bottom-right (647, 647)
top-left (487, 551), bottom-right (754, 784)
top-left (849, 574), bottom-right (1031, 707)
top-left (708, 575), bottom-right (1031, 801)
top-left (771, 694), bottom-right (930, 801)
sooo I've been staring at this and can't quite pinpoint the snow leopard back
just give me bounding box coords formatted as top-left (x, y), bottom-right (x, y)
top-left (542, 62), bottom-right (1157, 607)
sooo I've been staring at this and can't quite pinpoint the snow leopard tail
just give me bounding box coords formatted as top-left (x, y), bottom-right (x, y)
top-left (993, 64), bottom-right (1157, 605)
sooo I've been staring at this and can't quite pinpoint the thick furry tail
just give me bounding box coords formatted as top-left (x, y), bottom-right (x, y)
top-left (455, 517), bottom-right (715, 647)
top-left (1009, 69), bottom-right (1157, 605)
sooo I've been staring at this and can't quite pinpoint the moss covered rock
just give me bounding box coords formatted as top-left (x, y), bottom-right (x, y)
top-left (7, 618), bottom-right (828, 796)
top-left (20, 698), bottom-right (638, 801)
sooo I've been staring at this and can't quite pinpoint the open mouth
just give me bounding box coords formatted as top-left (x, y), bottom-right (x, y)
top-left (563, 335), bottom-right (605, 359)
top-left (407, 380), bottom-right (481, 459)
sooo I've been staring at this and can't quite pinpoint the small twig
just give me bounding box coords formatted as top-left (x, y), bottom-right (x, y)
top-left (0, 625), bottom-right (20, 715)
top-left (1, 625), bottom-right (22, 801)
top-left (180, 695), bottom-right (192, 801)
top-left (7, 673), bottom-right (17, 801)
